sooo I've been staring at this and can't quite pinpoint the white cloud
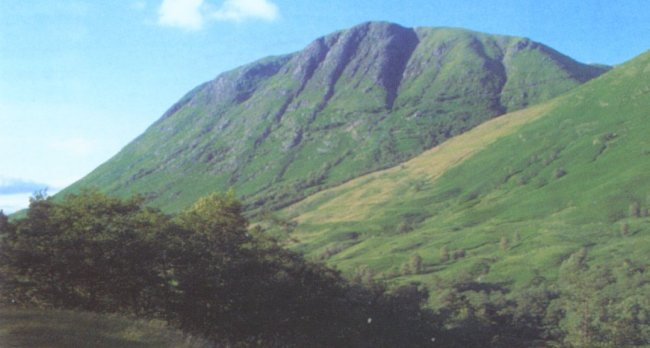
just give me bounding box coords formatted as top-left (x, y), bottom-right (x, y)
top-left (158, 0), bottom-right (205, 30)
top-left (210, 0), bottom-right (279, 22)
top-left (157, 0), bottom-right (279, 30)
top-left (0, 177), bottom-right (49, 195)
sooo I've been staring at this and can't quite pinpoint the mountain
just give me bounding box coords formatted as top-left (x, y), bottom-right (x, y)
top-left (61, 21), bottom-right (607, 213)
top-left (276, 50), bottom-right (650, 289)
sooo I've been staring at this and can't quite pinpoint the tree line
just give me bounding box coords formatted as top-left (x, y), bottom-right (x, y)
top-left (0, 190), bottom-right (649, 347)
top-left (0, 190), bottom-right (443, 347)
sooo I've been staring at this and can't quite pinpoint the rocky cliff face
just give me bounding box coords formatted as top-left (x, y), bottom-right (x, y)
top-left (63, 22), bottom-right (608, 213)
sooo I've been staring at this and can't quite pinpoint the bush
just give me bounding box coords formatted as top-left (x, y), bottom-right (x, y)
top-left (396, 221), bottom-right (414, 234)
top-left (453, 249), bottom-right (466, 260)
top-left (554, 168), bottom-right (567, 179)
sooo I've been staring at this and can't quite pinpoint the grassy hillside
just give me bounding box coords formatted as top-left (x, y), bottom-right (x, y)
top-left (60, 22), bottom-right (606, 214)
top-left (277, 50), bottom-right (650, 293)
top-left (0, 307), bottom-right (210, 348)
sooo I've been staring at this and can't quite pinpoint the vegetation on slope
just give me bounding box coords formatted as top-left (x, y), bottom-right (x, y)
top-left (3, 190), bottom-right (649, 347)
top-left (60, 22), bottom-right (607, 214)
top-left (0, 191), bottom-right (443, 347)
top-left (264, 51), bottom-right (650, 346)
top-left (278, 50), bottom-right (650, 284)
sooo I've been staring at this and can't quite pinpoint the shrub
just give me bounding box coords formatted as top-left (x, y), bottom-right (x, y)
top-left (453, 249), bottom-right (466, 260)
top-left (554, 168), bottom-right (567, 179)
top-left (396, 221), bottom-right (414, 234)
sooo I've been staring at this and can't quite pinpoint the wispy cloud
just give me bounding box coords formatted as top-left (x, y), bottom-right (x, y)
top-left (158, 0), bottom-right (205, 30)
top-left (158, 0), bottom-right (279, 30)
top-left (210, 0), bottom-right (279, 22)
top-left (0, 177), bottom-right (49, 195)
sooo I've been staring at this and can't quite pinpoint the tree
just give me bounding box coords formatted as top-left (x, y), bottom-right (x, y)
top-left (176, 189), bottom-right (249, 250)
top-left (1, 190), bottom-right (445, 347)
top-left (162, 191), bottom-right (255, 338)
top-left (0, 210), bottom-right (8, 232)
top-left (552, 248), bottom-right (650, 348)
top-left (0, 189), bottom-right (170, 312)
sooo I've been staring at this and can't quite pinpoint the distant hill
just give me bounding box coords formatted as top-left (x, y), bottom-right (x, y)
top-left (60, 21), bottom-right (607, 213)
top-left (278, 50), bottom-right (650, 289)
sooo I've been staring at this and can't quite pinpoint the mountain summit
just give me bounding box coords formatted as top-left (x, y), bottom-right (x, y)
top-left (63, 22), bottom-right (608, 212)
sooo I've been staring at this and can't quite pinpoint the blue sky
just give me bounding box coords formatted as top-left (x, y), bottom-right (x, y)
top-left (1, 0), bottom-right (649, 213)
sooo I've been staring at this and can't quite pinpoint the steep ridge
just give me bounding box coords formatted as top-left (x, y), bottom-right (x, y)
top-left (62, 21), bottom-right (607, 213)
top-left (277, 50), bottom-right (650, 288)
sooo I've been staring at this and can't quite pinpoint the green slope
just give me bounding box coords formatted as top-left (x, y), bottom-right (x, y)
top-left (277, 50), bottom-right (650, 290)
top-left (60, 22), bottom-right (606, 214)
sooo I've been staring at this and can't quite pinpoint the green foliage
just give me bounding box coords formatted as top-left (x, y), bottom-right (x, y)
top-left (0, 191), bottom-right (442, 347)
top-left (423, 255), bottom-right (650, 348)
top-left (555, 251), bottom-right (650, 347)
top-left (0, 189), bottom-right (169, 313)
top-left (176, 190), bottom-right (250, 254)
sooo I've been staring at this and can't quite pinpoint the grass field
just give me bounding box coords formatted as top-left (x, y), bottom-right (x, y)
top-left (0, 307), bottom-right (211, 348)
